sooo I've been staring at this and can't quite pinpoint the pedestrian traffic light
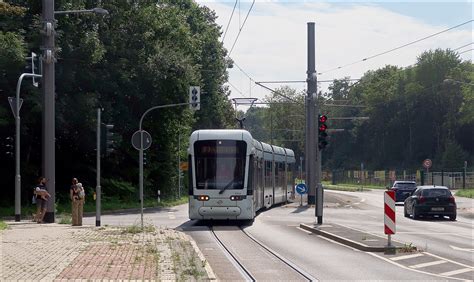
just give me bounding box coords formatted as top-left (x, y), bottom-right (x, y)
top-left (318, 114), bottom-right (328, 150)
top-left (5, 136), bottom-right (14, 157)
top-left (189, 86), bottom-right (200, 110)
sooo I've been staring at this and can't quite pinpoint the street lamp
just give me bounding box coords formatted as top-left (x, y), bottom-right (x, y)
top-left (41, 0), bottom-right (108, 223)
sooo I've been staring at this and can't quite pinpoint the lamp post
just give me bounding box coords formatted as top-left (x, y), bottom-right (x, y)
top-left (41, 0), bottom-right (107, 223)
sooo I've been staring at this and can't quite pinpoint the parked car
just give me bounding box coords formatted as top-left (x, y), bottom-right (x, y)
top-left (390, 181), bottom-right (417, 202)
top-left (404, 186), bottom-right (456, 221)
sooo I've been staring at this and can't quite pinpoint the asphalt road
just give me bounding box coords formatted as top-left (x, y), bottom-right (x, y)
top-left (82, 190), bottom-right (473, 280)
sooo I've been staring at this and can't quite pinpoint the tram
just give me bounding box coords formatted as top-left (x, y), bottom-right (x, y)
top-left (188, 129), bottom-right (296, 220)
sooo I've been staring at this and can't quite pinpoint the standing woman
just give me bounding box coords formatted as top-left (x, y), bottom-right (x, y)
top-left (70, 178), bottom-right (83, 226)
top-left (34, 177), bottom-right (49, 223)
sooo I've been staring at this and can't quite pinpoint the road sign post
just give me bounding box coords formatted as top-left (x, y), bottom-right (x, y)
top-left (384, 190), bottom-right (396, 252)
top-left (296, 183), bottom-right (307, 206)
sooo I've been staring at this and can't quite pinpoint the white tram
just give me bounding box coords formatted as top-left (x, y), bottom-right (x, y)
top-left (188, 129), bottom-right (296, 220)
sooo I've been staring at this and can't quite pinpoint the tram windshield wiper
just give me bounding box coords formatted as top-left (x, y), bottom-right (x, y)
top-left (219, 179), bottom-right (235, 194)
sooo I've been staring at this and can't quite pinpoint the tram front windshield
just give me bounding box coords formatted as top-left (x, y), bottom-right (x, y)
top-left (194, 140), bottom-right (247, 190)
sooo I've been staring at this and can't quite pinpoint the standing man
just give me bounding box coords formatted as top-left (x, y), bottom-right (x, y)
top-left (34, 177), bottom-right (49, 223)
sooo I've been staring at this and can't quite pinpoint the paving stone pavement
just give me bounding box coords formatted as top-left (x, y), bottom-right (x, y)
top-left (0, 221), bottom-right (211, 281)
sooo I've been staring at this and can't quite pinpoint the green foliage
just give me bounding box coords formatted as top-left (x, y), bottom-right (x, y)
top-left (1, 0), bottom-right (234, 203)
top-left (245, 49), bottom-right (472, 172)
top-left (456, 189), bottom-right (474, 198)
top-left (0, 220), bottom-right (7, 230)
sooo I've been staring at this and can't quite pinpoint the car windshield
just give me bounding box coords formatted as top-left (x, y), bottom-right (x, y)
top-left (194, 140), bottom-right (247, 190)
top-left (422, 189), bottom-right (451, 197)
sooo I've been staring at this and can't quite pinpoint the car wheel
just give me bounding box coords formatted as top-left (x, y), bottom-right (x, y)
top-left (412, 204), bottom-right (419, 220)
top-left (449, 214), bottom-right (456, 221)
top-left (404, 205), bottom-right (409, 217)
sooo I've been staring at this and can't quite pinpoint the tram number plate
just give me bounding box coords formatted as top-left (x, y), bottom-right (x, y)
top-left (431, 207), bottom-right (444, 211)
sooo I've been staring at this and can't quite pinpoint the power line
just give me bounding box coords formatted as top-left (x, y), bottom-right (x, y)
top-left (453, 42), bottom-right (473, 51)
top-left (227, 81), bottom-right (244, 95)
top-left (458, 48), bottom-right (473, 55)
top-left (221, 0), bottom-right (238, 43)
top-left (318, 19), bottom-right (473, 75)
top-left (228, 0), bottom-right (255, 57)
top-left (232, 61), bottom-right (254, 82)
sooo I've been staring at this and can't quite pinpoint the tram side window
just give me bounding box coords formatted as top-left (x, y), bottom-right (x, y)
top-left (265, 160), bottom-right (272, 187)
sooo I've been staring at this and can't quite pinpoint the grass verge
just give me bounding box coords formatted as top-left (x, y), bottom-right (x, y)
top-left (455, 189), bottom-right (474, 198)
top-left (0, 220), bottom-right (7, 230)
top-left (323, 182), bottom-right (385, 192)
top-left (0, 196), bottom-right (188, 219)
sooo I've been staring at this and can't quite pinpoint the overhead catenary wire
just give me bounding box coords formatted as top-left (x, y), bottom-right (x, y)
top-left (221, 0), bottom-right (238, 43)
top-left (228, 0), bottom-right (255, 57)
top-left (318, 19), bottom-right (473, 75)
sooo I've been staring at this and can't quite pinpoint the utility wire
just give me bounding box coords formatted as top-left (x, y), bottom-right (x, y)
top-left (221, 0), bottom-right (238, 43)
top-left (453, 42), bottom-right (473, 51)
top-left (228, 0), bottom-right (255, 57)
top-left (318, 19), bottom-right (473, 75)
top-left (458, 48), bottom-right (473, 55)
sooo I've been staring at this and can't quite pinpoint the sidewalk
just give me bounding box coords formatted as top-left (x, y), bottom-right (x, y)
top-left (0, 221), bottom-right (214, 281)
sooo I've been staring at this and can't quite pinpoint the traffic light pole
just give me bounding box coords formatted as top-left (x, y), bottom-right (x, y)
top-left (14, 73), bottom-right (42, 221)
top-left (306, 22), bottom-right (323, 224)
top-left (96, 107), bottom-right (102, 226)
top-left (138, 102), bottom-right (199, 230)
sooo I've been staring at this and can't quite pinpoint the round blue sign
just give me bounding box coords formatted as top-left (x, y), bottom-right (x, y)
top-left (296, 183), bottom-right (307, 195)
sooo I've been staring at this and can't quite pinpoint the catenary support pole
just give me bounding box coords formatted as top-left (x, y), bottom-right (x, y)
top-left (42, 0), bottom-right (56, 223)
top-left (96, 107), bottom-right (101, 226)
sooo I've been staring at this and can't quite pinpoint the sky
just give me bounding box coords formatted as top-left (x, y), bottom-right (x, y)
top-left (196, 0), bottom-right (473, 108)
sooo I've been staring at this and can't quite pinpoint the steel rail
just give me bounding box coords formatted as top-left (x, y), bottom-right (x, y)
top-left (240, 227), bottom-right (318, 281)
top-left (210, 226), bottom-right (255, 281)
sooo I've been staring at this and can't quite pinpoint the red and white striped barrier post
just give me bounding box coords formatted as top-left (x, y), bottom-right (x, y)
top-left (384, 190), bottom-right (396, 247)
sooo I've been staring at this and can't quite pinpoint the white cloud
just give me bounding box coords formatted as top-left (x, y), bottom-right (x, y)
top-left (197, 1), bottom-right (473, 103)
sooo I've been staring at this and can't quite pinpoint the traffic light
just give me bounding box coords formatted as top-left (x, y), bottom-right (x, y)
top-left (5, 136), bottom-right (14, 157)
top-left (189, 86), bottom-right (200, 110)
top-left (143, 152), bottom-right (147, 166)
top-left (318, 114), bottom-right (328, 150)
top-left (105, 124), bottom-right (115, 155)
top-left (101, 124), bottom-right (115, 156)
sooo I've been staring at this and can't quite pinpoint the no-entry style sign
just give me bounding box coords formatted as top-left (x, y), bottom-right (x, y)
top-left (422, 159), bottom-right (432, 169)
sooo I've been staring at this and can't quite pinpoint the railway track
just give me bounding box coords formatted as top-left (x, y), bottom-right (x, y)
top-left (210, 225), bottom-right (317, 281)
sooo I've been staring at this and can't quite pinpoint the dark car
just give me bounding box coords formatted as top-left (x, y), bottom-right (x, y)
top-left (404, 186), bottom-right (456, 221)
top-left (390, 181), bottom-right (417, 202)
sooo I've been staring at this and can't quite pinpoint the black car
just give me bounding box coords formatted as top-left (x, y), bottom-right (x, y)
top-left (404, 186), bottom-right (456, 221)
top-left (390, 181), bottom-right (417, 202)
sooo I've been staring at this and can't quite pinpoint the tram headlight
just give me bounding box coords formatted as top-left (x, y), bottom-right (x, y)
top-left (230, 195), bottom-right (245, 201)
top-left (197, 195), bottom-right (209, 201)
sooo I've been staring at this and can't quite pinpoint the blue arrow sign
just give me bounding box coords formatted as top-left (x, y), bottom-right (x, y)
top-left (296, 183), bottom-right (307, 195)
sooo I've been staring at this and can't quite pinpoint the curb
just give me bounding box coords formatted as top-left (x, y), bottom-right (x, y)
top-left (300, 223), bottom-right (387, 252)
top-left (187, 234), bottom-right (217, 280)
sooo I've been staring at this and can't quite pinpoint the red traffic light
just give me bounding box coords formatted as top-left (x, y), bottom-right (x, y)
top-left (319, 124), bottom-right (327, 132)
top-left (319, 115), bottom-right (327, 123)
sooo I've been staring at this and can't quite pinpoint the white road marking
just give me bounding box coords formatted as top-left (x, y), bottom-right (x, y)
top-left (390, 253), bottom-right (424, 261)
top-left (438, 268), bottom-right (473, 277)
top-left (368, 252), bottom-right (467, 281)
top-left (410, 260), bottom-right (447, 269)
top-left (449, 245), bottom-right (474, 252)
top-left (424, 252), bottom-right (474, 268)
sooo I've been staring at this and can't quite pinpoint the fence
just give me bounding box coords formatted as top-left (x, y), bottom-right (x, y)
top-left (328, 170), bottom-right (474, 189)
